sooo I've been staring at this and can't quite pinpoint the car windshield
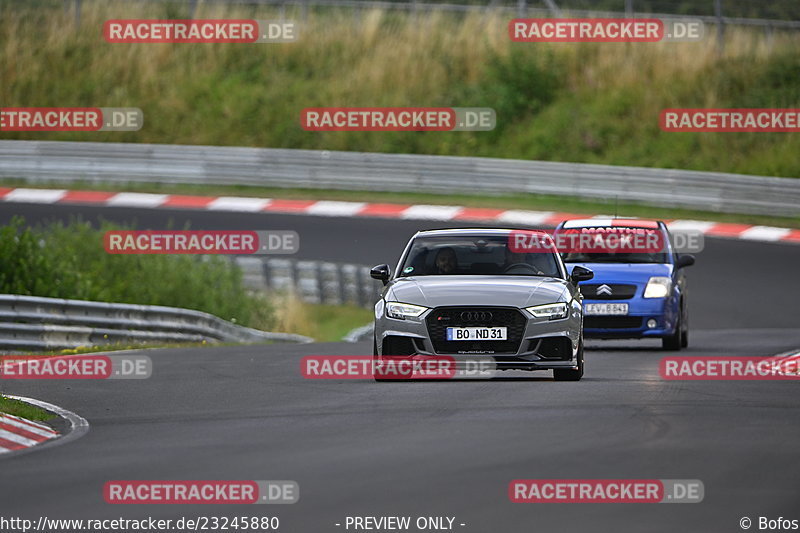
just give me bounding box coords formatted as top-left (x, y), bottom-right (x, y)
top-left (561, 251), bottom-right (669, 264)
top-left (398, 235), bottom-right (562, 278)
top-left (560, 227), bottom-right (670, 264)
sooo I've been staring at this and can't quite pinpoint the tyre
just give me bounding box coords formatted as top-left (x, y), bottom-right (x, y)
top-left (680, 302), bottom-right (689, 348)
top-left (553, 340), bottom-right (584, 381)
top-left (662, 310), bottom-right (683, 351)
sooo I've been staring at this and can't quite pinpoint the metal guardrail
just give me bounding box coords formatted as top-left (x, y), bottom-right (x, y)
top-left (236, 257), bottom-right (383, 307)
top-left (342, 322), bottom-right (374, 343)
top-left (52, 0), bottom-right (800, 32)
top-left (1, 141), bottom-right (798, 216)
top-left (0, 294), bottom-right (313, 351)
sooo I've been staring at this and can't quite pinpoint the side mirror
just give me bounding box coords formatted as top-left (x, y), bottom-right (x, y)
top-left (370, 264), bottom-right (391, 285)
top-left (676, 254), bottom-right (696, 269)
top-left (570, 265), bottom-right (594, 285)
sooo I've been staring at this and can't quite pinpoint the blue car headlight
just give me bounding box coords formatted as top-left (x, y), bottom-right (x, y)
top-left (644, 277), bottom-right (672, 298)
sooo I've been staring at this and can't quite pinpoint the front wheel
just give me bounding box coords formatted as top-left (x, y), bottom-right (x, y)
top-left (680, 303), bottom-right (689, 348)
top-left (553, 340), bottom-right (584, 381)
top-left (662, 307), bottom-right (684, 351)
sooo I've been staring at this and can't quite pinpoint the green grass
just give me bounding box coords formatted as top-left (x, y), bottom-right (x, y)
top-left (266, 291), bottom-right (373, 341)
top-left (4, 178), bottom-right (799, 229)
top-left (1, 3), bottom-right (798, 177)
top-left (308, 304), bottom-right (374, 342)
top-left (0, 395), bottom-right (54, 422)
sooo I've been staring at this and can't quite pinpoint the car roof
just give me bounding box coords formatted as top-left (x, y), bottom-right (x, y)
top-left (413, 228), bottom-right (532, 238)
top-left (559, 218), bottom-right (662, 229)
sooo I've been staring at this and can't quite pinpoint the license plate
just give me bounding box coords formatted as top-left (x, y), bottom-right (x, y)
top-left (584, 303), bottom-right (629, 315)
top-left (446, 327), bottom-right (507, 341)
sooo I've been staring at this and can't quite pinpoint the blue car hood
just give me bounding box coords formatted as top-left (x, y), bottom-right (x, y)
top-left (567, 262), bottom-right (673, 284)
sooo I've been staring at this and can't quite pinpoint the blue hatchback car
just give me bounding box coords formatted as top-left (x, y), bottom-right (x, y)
top-left (554, 219), bottom-right (695, 350)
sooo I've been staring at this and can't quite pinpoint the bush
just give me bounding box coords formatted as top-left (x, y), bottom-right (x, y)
top-left (0, 217), bottom-right (275, 329)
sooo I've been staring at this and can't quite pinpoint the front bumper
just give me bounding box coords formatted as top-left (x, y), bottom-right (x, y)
top-left (582, 297), bottom-right (678, 339)
top-left (374, 301), bottom-right (583, 371)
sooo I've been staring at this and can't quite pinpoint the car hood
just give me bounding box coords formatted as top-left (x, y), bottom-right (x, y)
top-left (567, 262), bottom-right (673, 284)
top-left (386, 275), bottom-right (569, 309)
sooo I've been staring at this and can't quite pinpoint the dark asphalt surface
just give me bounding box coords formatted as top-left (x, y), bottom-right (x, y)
top-left (1, 202), bottom-right (799, 533)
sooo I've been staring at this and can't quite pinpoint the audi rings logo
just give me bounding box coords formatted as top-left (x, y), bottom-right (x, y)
top-left (460, 311), bottom-right (494, 322)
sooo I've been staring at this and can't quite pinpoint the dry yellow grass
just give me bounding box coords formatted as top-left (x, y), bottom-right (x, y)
top-left (1, 2), bottom-right (798, 175)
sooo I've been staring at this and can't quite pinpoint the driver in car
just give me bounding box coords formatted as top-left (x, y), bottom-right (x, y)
top-left (434, 247), bottom-right (458, 274)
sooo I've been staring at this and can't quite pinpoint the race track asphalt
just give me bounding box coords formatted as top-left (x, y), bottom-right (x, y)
top-left (1, 202), bottom-right (798, 533)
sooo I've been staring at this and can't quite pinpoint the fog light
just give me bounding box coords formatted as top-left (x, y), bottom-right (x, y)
top-left (647, 319), bottom-right (658, 329)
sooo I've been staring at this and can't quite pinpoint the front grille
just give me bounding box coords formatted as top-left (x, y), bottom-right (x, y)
top-left (584, 316), bottom-right (643, 329)
top-left (580, 284), bottom-right (637, 300)
top-left (426, 306), bottom-right (526, 354)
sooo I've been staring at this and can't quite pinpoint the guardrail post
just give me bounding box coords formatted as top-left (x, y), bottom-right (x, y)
top-left (336, 264), bottom-right (347, 305)
top-left (263, 260), bottom-right (273, 291)
top-left (353, 1), bottom-right (361, 28)
top-left (235, 257), bottom-right (268, 291)
top-left (318, 262), bottom-right (342, 305)
top-left (294, 260), bottom-right (304, 300)
top-left (353, 268), bottom-right (364, 308)
top-left (542, 0), bottom-right (562, 17)
top-left (294, 260), bottom-right (320, 303)
top-left (341, 264), bottom-right (359, 306)
top-left (714, 0), bottom-right (725, 53)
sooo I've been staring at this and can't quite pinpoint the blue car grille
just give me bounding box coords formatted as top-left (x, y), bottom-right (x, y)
top-left (580, 284), bottom-right (637, 300)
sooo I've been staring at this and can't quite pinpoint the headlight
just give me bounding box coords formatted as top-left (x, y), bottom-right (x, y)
top-left (525, 302), bottom-right (569, 320)
top-left (644, 277), bottom-right (672, 298)
top-left (385, 302), bottom-right (428, 320)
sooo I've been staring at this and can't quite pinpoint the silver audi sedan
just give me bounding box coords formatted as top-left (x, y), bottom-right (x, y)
top-left (370, 229), bottom-right (593, 381)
